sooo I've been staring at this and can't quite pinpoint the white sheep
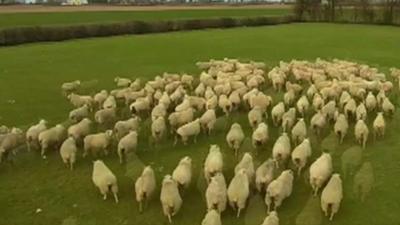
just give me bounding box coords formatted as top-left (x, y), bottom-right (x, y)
top-left (321, 100), bottom-right (336, 122)
top-left (135, 166), bottom-right (156, 212)
top-left (291, 118), bottom-right (307, 145)
top-left (252, 122), bottom-right (269, 149)
top-left (227, 168), bottom-right (250, 218)
top-left (168, 108), bottom-right (194, 133)
top-left (117, 131), bottom-right (138, 164)
top-left (175, 97), bottom-right (191, 112)
top-left (0, 128), bottom-right (24, 162)
top-left (103, 95), bottom-right (117, 109)
top-left (201, 209), bottom-right (221, 225)
top-left (59, 137), bottom-right (77, 170)
top-left (234, 153), bottom-right (255, 183)
top-left (320, 174), bottom-right (343, 221)
top-left (272, 132), bottom-right (291, 167)
top-left (365, 92), bottom-right (377, 112)
top-left (284, 89), bottom-right (296, 107)
top-left (255, 158), bottom-right (275, 193)
top-left (296, 96), bottom-right (310, 117)
top-left (334, 114), bottom-right (348, 144)
top-left (373, 112), bottom-right (385, 140)
top-left (265, 170), bottom-right (294, 212)
top-left (38, 124), bottom-right (67, 157)
top-left (67, 93), bottom-right (93, 108)
top-left (381, 97), bottom-right (395, 115)
top-left (92, 160), bottom-right (119, 203)
top-left (175, 119), bottom-right (200, 145)
top-left (307, 84), bottom-right (318, 99)
top-left (271, 102), bottom-right (285, 127)
top-left (226, 123), bottom-right (245, 156)
top-left (339, 91), bottom-right (351, 110)
top-left (114, 116), bottom-right (140, 140)
top-left (68, 118), bottom-right (92, 144)
top-left (130, 96), bottom-right (152, 115)
top-left (229, 90), bottom-right (242, 110)
top-left (114, 77), bottom-right (131, 87)
top-left (218, 94), bottom-right (233, 116)
top-left (204, 145), bottom-right (223, 182)
top-left (250, 93), bottom-right (272, 113)
top-left (151, 103), bottom-right (167, 122)
top-left (83, 130), bottom-right (113, 157)
top-left (94, 90), bottom-right (108, 108)
top-left (195, 83), bottom-right (206, 96)
top-left (151, 116), bottom-right (166, 143)
top-left (69, 104), bottom-right (90, 123)
top-left (199, 109), bottom-right (217, 135)
top-left (206, 172), bottom-right (227, 213)
top-left (310, 110), bottom-right (326, 137)
top-left (172, 156), bottom-right (192, 190)
top-left (261, 211), bottom-right (279, 225)
top-left (356, 103), bottom-right (367, 121)
top-left (344, 98), bottom-right (356, 119)
top-left (354, 119), bottom-right (369, 149)
top-left (160, 175), bottom-right (182, 223)
top-left (61, 80), bottom-right (81, 94)
top-left (95, 108), bottom-right (117, 128)
top-left (291, 138), bottom-right (312, 176)
top-left (282, 107), bottom-right (296, 132)
top-left (376, 89), bottom-right (386, 106)
top-left (26, 119), bottom-right (47, 151)
top-left (309, 153), bottom-right (333, 196)
top-left (248, 106), bottom-right (264, 130)
top-left (312, 93), bottom-right (325, 111)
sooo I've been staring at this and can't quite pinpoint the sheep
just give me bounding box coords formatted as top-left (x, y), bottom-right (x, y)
top-left (344, 98), bottom-right (357, 119)
top-left (188, 96), bottom-right (206, 112)
top-left (234, 153), bottom-right (255, 183)
top-left (199, 109), bottom-right (217, 135)
top-left (130, 96), bottom-right (152, 115)
top-left (38, 124), bottom-right (67, 157)
top-left (172, 156), bottom-right (192, 190)
top-left (135, 166), bottom-right (156, 212)
top-left (114, 116), bottom-right (140, 140)
top-left (92, 160), bottom-right (119, 203)
top-left (354, 119), bottom-right (369, 149)
top-left (307, 84), bottom-right (318, 99)
top-left (309, 153), bottom-right (333, 196)
top-left (282, 108), bottom-right (296, 132)
top-left (206, 173), bottom-right (227, 213)
top-left (69, 104), bottom-right (90, 123)
top-left (373, 112), bottom-right (385, 140)
top-left (255, 158), bottom-right (275, 193)
top-left (341, 146), bottom-right (362, 179)
top-left (291, 138), bottom-right (312, 176)
top-left (175, 97), bottom-right (191, 112)
top-left (271, 102), bottom-right (285, 127)
top-left (204, 145), bottom-right (223, 182)
top-left (261, 211), bottom-right (279, 225)
top-left (312, 93), bottom-right (325, 111)
top-left (218, 94), bottom-right (233, 116)
top-left (229, 90), bottom-right (242, 110)
top-left (195, 83), bottom-right (206, 96)
top-left (61, 80), bottom-right (81, 94)
top-left (310, 110), bottom-right (326, 137)
top-left (272, 133), bottom-right (291, 167)
top-left (67, 118), bottom-right (92, 144)
top-left (284, 89), bottom-right (296, 107)
top-left (117, 131), bottom-right (138, 164)
top-left (365, 92), bottom-right (377, 112)
top-left (175, 119), bottom-right (201, 145)
top-left (0, 125), bottom-right (9, 134)
top-left (151, 103), bottom-right (167, 122)
top-left (151, 117), bottom-right (166, 143)
top-left (206, 95), bottom-right (218, 110)
top-left (376, 90), bottom-right (386, 106)
top-left (0, 128), bottom-right (24, 163)
top-left (250, 93), bottom-right (272, 113)
top-left (353, 162), bottom-right (374, 202)
top-left (339, 91), bottom-right (351, 110)
top-left (381, 97), bottom-right (395, 115)
top-left (296, 96), bottom-right (310, 117)
top-left (103, 95), bottom-right (117, 109)
top-left (160, 175), bottom-right (182, 223)
top-left (265, 170), bottom-right (294, 212)
top-left (321, 100), bottom-right (336, 122)
top-left (83, 130), bottom-right (113, 157)
top-left (227, 168), bottom-right (250, 218)
top-left (124, 89), bottom-right (146, 105)
top-left (291, 118), bottom-right (307, 146)
top-left (356, 103), bottom-right (367, 121)
top-left (252, 122), bottom-right (269, 150)
top-left (248, 106), bottom-right (264, 130)
top-left (334, 113), bottom-right (349, 144)
top-left (95, 108), bottom-right (117, 128)
top-left (94, 90), bottom-right (108, 108)
top-left (67, 93), bottom-right (93, 108)
top-left (26, 119), bottom-right (48, 151)
top-left (201, 209), bottom-right (221, 225)
top-left (59, 137), bottom-right (77, 170)
top-left (320, 174), bottom-right (343, 221)
top-left (168, 108), bottom-right (194, 134)
top-left (226, 123), bottom-right (245, 156)
top-left (114, 77), bottom-right (131, 88)
top-left (181, 74), bottom-right (194, 89)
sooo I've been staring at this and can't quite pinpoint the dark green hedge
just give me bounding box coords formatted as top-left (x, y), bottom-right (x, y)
top-left (0, 15), bottom-right (295, 46)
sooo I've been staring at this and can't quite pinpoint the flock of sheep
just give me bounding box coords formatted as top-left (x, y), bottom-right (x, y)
top-left (1, 58), bottom-right (399, 225)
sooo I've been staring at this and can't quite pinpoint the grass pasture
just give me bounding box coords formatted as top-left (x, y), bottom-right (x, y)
top-left (0, 23), bottom-right (400, 225)
top-left (0, 8), bottom-right (290, 29)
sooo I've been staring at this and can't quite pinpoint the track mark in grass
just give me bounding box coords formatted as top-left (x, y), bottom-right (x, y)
top-left (295, 195), bottom-right (322, 225)
top-left (244, 195), bottom-right (266, 225)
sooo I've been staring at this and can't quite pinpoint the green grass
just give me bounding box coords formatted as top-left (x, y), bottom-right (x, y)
top-left (1, 23), bottom-right (400, 225)
top-left (0, 8), bottom-right (289, 29)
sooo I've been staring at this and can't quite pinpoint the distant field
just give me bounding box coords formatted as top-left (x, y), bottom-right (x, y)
top-left (0, 7), bottom-right (290, 29)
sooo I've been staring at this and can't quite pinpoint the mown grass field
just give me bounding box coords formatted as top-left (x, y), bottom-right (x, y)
top-left (0, 8), bottom-right (289, 29)
top-left (0, 23), bottom-right (400, 225)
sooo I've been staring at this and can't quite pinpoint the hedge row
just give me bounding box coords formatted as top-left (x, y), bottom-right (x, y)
top-left (0, 15), bottom-right (295, 46)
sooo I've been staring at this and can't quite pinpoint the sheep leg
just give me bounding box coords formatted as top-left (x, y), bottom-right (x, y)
top-left (236, 207), bottom-right (242, 218)
top-left (167, 213), bottom-right (172, 224)
top-left (173, 135), bottom-right (178, 146)
top-left (113, 192), bottom-right (119, 204)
